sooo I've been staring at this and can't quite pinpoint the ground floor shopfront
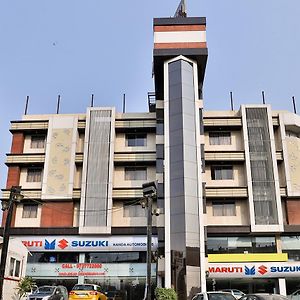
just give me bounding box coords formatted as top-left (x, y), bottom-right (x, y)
top-left (207, 261), bottom-right (300, 295)
top-left (17, 235), bottom-right (158, 300)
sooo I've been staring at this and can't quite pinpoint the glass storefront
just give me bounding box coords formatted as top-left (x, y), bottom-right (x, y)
top-left (207, 236), bottom-right (276, 254)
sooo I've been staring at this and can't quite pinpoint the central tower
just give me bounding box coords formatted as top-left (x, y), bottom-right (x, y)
top-left (153, 12), bottom-right (208, 300)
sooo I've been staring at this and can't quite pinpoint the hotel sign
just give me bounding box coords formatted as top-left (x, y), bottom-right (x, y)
top-left (208, 262), bottom-right (300, 278)
top-left (17, 236), bottom-right (158, 252)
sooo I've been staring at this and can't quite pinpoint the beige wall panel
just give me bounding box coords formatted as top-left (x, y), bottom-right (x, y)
top-left (286, 136), bottom-right (300, 195)
top-left (74, 166), bottom-right (82, 189)
top-left (14, 204), bottom-right (41, 227)
top-left (205, 165), bottom-right (246, 187)
top-left (19, 168), bottom-right (42, 189)
top-left (114, 133), bottom-right (156, 152)
top-left (274, 128), bottom-right (283, 151)
top-left (42, 116), bottom-right (78, 199)
top-left (76, 133), bottom-right (85, 153)
top-left (113, 166), bottom-right (156, 188)
top-left (112, 201), bottom-right (162, 227)
top-left (204, 130), bottom-right (244, 151)
top-left (23, 135), bottom-right (45, 153)
top-left (206, 200), bottom-right (249, 225)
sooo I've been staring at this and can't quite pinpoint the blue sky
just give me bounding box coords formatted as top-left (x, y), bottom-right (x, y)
top-left (1, 0), bottom-right (300, 189)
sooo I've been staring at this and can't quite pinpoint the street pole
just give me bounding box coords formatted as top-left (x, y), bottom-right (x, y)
top-left (146, 196), bottom-right (153, 300)
top-left (0, 186), bottom-right (22, 300)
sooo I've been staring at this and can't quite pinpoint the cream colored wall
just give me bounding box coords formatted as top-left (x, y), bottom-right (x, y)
top-left (205, 165), bottom-right (246, 186)
top-left (74, 165), bottom-right (82, 189)
top-left (206, 200), bottom-right (249, 225)
top-left (277, 162), bottom-right (286, 187)
top-left (114, 133), bottom-right (156, 152)
top-left (76, 133), bottom-right (85, 153)
top-left (274, 128), bottom-right (283, 151)
top-left (204, 130), bottom-right (244, 151)
top-left (73, 202), bottom-right (80, 226)
top-left (113, 166), bottom-right (156, 188)
top-left (19, 168), bottom-right (43, 189)
top-left (112, 201), bottom-right (163, 227)
top-left (286, 135), bottom-right (300, 194)
top-left (23, 135), bottom-right (45, 153)
top-left (14, 204), bottom-right (41, 227)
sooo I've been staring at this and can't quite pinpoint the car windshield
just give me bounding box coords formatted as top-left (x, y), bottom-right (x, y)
top-left (35, 287), bottom-right (55, 294)
top-left (73, 285), bottom-right (96, 291)
top-left (209, 293), bottom-right (236, 300)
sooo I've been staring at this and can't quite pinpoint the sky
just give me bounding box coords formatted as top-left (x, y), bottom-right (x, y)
top-left (1, 0), bottom-right (300, 189)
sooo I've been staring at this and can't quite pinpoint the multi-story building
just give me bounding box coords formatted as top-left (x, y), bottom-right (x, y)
top-left (2, 8), bottom-right (300, 300)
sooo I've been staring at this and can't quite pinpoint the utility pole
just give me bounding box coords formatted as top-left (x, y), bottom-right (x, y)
top-left (0, 186), bottom-right (23, 300)
top-left (141, 181), bottom-right (158, 300)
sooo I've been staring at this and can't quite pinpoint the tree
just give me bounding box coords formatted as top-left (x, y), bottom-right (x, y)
top-left (15, 276), bottom-right (36, 299)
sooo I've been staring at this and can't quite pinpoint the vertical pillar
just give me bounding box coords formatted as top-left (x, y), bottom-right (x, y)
top-left (278, 278), bottom-right (286, 296)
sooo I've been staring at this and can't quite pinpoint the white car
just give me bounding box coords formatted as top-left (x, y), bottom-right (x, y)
top-left (221, 289), bottom-right (245, 299)
top-left (192, 291), bottom-right (237, 300)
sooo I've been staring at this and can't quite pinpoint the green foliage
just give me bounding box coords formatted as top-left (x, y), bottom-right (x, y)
top-left (16, 276), bottom-right (36, 299)
top-left (155, 287), bottom-right (177, 300)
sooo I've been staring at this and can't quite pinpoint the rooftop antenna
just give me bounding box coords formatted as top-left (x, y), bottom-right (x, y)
top-left (292, 96), bottom-right (297, 114)
top-left (123, 93), bottom-right (126, 113)
top-left (24, 96), bottom-right (29, 115)
top-left (262, 91), bottom-right (266, 104)
top-left (56, 95), bottom-right (60, 114)
top-left (230, 91), bottom-right (234, 111)
top-left (174, 0), bottom-right (187, 17)
top-left (91, 94), bottom-right (94, 107)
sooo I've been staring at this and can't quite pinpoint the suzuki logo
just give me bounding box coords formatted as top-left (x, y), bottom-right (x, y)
top-left (258, 265), bottom-right (268, 275)
top-left (58, 239), bottom-right (68, 249)
top-left (44, 239), bottom-right (56, 250)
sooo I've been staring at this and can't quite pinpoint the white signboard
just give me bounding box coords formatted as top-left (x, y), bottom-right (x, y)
top-left (17, 236), bottom-right (158, 252)
top-left (208, 262), bottom-right (300, 279)
top-left (26, 262), bottom-right (156, 277)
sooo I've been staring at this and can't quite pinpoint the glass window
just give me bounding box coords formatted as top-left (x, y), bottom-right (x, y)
top-left (28, 252), bottom-right (79, 263)
top-left (124, 167), bottom-right (147, 180)
top-left (9, 258), bottom-right (15, 276)
top-left (253, 237), bottom-right (276, 253)
top-left (26, 168), bottom-right (42, 182)
top-left (22, 204), bottom-right (38, 218)
top-left (30, 135), bottom-right (46, 149)
top-left (14, 260), bottom-right (21, 277)
top-left (126, 134), bottom-right (147, 147)
top-left (85, 252), bottom-right (145, 263)
top-left (281, 236), bottom-right (300, 261)
top-left (212, 202), bottom-right (236, 216)
top-left (209, 132), bottom-right (231, 145)
top-left (211, 166), bottom-right (233, 180)
top-left (124, 204), bottom-right (146, 217)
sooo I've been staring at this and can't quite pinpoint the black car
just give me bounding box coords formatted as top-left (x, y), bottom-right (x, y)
top-left (28, 285), bottom-right (68, 300)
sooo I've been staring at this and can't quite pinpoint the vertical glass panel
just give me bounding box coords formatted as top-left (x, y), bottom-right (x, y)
top-left (246, 108), bottom-right (278, 225)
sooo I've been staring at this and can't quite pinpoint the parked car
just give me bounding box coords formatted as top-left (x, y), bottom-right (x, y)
top-left (192, 291), bottom-right (237, 300)
top-left (28, 285), bottom-right (68, 300)
top-left (221, 289), bottom-right (245, 299)
top-left (105, 290), bottom-right (122, 300)
top-left (68, 284), bottom-right (107, 300)
top-left (288, 289), bottom-right (300, 300)
top-left (239, 294), bottom-right (288, 300)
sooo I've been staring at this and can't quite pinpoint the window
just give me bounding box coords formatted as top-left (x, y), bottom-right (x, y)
top-left (125, 167), bottom-right (147, 180)
top-left (124, 204), bottom-right (147, 217)
top-left (209, 132), bottom-right (231, 145)
top-left (30, 135), bottom-right (46, 149)
top-left (9, 257), bottom-right (21, 277)
top-left (211, 166), bottom-right (233, 180)
top-left (22, 204), bottom-right (38, 218)
top-left (26, 168), bottom-right (42, 182)
top-left (212, 202), bottom-right (236, 216)
top-left (126, 134), bottom-right (147, 147)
